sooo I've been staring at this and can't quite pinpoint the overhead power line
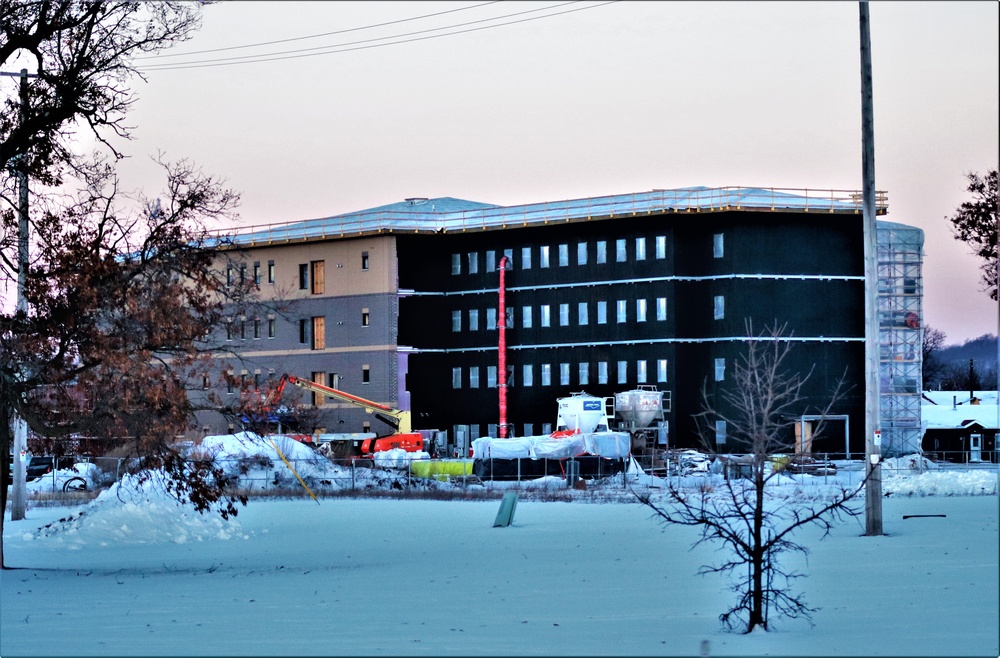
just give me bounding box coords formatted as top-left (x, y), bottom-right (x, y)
top-left (136, 1), bottom-right (502, 59)
top-left (138, 1), bottom-right (617, 72)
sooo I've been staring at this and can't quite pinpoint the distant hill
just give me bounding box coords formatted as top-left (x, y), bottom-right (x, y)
top-left (937, 334), bottom-right (997, 370)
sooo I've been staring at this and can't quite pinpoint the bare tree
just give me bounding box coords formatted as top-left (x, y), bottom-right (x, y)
top-left (947, 169), bottom-right (998, 301)
top-left (634, 322), bottom-right (866, 633)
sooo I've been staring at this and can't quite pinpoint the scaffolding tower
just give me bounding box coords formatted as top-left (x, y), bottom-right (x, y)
top-left (877, 221), bottom-right (925, 456)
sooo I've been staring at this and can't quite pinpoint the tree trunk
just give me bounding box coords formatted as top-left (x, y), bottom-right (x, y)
top-left (748, 458), bottom-right (768, 632)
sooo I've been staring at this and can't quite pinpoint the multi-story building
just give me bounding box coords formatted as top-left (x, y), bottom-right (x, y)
top-left (199, 186), bottom-right (920, 458)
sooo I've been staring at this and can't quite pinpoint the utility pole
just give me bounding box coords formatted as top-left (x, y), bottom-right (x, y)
top-left (2, 68), bottom-right (37, 521)
top-left (859, 2), bottom-right (883, 535)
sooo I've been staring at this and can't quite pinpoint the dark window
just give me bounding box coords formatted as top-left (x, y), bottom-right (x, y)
top-left (267, 260), bottom-right (275, 284)
top-left (298, 264), bottom-right (309, 290)
top-left (361, 251), bottom-right (370, 271)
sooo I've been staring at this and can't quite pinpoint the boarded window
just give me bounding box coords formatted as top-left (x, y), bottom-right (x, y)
top-left (311, 260), bottom-right (325, 295)
top-left (312, 316), bottom-right (325, 350)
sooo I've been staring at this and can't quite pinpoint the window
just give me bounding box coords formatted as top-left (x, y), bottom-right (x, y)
top-left (596, 240), bottom-right (607, 264)
top-left (521, 247), bottom-right (532, 270)
top-left (540, 305), bottom-right (551, 328)
top-left (361, 308), bottom-right (370, 327)
top-left (226, 265), bottom-right (233, 285)
top-left (540, 363), bottom-right (552, 386)
top-left (298, 319), bottom-right (308, 344)
top-left (558, 244), bottom-right (569, 267)
top-left (328, 373), bottom-right (340, 390)
top-left (578, 302), bottom-right (588, 325)
top-left (598, 361), bottom-right (608, 385)
top-left (486, 250), bottom-right (496, 273)
top-left (504, 248), bottom-right (513, 265)
top-left (617, 360), bottom-right (628, 384)
top-left (560, 363), bottom-right (570, 386)
top-left (452, 310), bottom-right (462, 332)
top-left (225, 319), bottom-right (234, 341)
top-left (240, 317), bottom-right (247, 340)
top-left (577, 242), bottom-right (588, 266)
top-left (486, 307), bottom-right (497, 331)
top-left (253, 261), bottom-right (261, 285)
top-left (267, 260), bottom-right (275, 284)
top-left (635, 237), bottom-right (646, 261)
top-left (656, 297), bottom-right (667, 321)
top-left (452, 367), bottom-right (462, 389)
top-left (522, 306), bottom-right (532, 329)
top-left (298, 263), bottom-right (308, 290)
top-left (714, 295), bottom-right (725, 320)
top-left (311, 316), bottom-right (325, 350)
top-left (468, 252), bottom-right (478, 275)
top-left (469, 366), bottom-right (480, 389)
top-left (240, 264), bottom-right (246, 285)
top-left (523, 423), bottom-right (534, 437)
top-left (636, 298), bottom-right (647, 323)
top-left (361, 251), bottom-right (369, 270)
top-left (657, 359), bottom-right (668, 383)
top-left (597, 301), bottom-right (607, 325)
top-left (559, 303), bottom-right (569, 326)
top-left (616, 239), bottom-right (627, 262)
top-left (504, 307), bottom-right (513, 329)
top-left (656, 235), bottom-right (667, 259)
top-left (579, 362), bottom-right (589, 386)
top-left (715, 357), bottom-right (726, 382)
top-left (253, 317), bottom-right (261, 339)
top-left (616, 299), bottom-right (627, 324)
top-left (637, 359), bottom-right (647, 383)
top-left (540, 245), bottom-right (550, 269)
top-left (713, 233), bottom-right (724, 259)
top-left (715, 420), bottom-right (727, 444)
top-left (451, 254), bottom-right (461, 275)
top-left (469, 309), bottom-right (479, 331)
top-left (362, 365), bottom-right (370, 384)
top-left (487, 366), bottom-right (497, 388)
top-left (267, 316), bottom-right (275, 339)
top-left (311, 372), bottom-right (326, 406)
top-left (523, 364), bottom-right (533, 387)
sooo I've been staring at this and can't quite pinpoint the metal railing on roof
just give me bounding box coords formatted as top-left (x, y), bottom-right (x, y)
top-left (209, 186), bottom-right (889, 247)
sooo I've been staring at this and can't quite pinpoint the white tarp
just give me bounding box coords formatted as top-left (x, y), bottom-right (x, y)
top-left (472, 432), bottom-right (631, 460)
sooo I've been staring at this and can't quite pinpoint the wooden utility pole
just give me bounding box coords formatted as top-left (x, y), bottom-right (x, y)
top-left (3, 68), bottom-right (36, 521)
top-left (859, 1), bottom-right (883, 535)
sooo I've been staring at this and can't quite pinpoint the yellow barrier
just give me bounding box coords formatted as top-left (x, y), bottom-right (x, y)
top-left (411, 460), bottom-right (474, 479)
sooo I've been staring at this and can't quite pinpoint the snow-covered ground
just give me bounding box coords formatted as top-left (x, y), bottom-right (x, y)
top-left (2, 440), bottom-right (997, 656)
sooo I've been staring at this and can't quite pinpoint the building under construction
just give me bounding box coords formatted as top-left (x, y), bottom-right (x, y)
top-left (198, 185), bottom-right (923, 458)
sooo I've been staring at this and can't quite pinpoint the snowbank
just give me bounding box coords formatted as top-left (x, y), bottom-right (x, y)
top-left (882, 469), bottom-right (998, 496)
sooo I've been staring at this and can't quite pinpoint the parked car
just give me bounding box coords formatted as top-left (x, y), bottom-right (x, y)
top-left (25, 456), bottom-right (76, 482)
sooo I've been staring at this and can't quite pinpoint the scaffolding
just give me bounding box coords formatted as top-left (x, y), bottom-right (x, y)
top-left (877, 221), bottom-right (924, 456)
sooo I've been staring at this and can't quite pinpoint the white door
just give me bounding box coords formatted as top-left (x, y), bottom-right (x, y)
top-left (970, 434), bottom-right (982, 462)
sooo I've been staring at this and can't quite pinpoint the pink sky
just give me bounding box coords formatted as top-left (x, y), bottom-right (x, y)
top-left (7, 1), bottom-right (998, 344)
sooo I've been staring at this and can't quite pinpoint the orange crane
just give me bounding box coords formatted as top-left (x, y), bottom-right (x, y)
top-left (264, 375), bottom-right (424, 455)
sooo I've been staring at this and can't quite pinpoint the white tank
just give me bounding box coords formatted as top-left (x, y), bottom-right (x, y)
top-left (615, 387), bottom-right (664, 429)
top-left (556, 392), bottom-right (610, 433)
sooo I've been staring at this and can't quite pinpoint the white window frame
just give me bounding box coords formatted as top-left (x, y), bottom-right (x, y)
top-left (468, 309), bottom-right (479, 331)
top-left (617, 360), bottom-right (628, 384)
top-left (558, 244), bottom-right (569, 267)
top-left (616, 299), bottom-right (627, 324)
top-left (559, 303), bottom-right (570, 326)
top-left (715, 357), bottom-right (726, 382)
top-left (578, 302), bottom-right (588, 325)
top-left (468, 252), bottom-right (478, 274)
top-left (469, 366), bottom-right (480, 389)
top-left (636, 298), bottom-right (647, 323)
top-left (522, 305), bottom-right (533, 329)
top-left (540, 245), bottom-right (550, 269)
top-left (451, 253), bottom-right (461, 275)
top-left (487, 366), bottom-right (498, 388)
top-left (541, 363), bottom-right (552, 386)
top-left (521, 247), bottom-right (532, 270)
top-left (523, 364), bottom-right (533, 387)
top-left (560, 363), bottom-right (570, 386)
top-left (579, 362), bottom-right (589, 386)
top-left (656, 297), bottom-right (668, 322)
top-left (598, 361), bottom-right (608, 385)
top-left (452, 367), bottom-right (462, 389)
top-left (486, 307), bottom-right (497, 331)
top-left (714, 295), bottom-right (725, 320)
top-left (714, 233), bottom-right (724, 259)
top-left (597, 301), bottom-right (608, 325)
top-left (596, 241), bottom-right (607, 264)
top-left (577, 242), bottom-right (588, 266)
top-left (540, 304), bottom-right (551, 328)
top-left (452, 310), bottom-right (462, 332)
top-left (637, 359), bottom-right (648, 384)
top-left (657, 359), bottom-right (668, 383)
top-left (635, 237), bottom-right (646, 261)
top-left (616, 239), bottom-right (627, 263)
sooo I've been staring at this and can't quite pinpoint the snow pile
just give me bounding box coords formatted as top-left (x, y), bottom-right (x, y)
top-left (194, 431), bottom-right (348, 490)
top-left (882, 469), bottom-right (998, 497)
top-left (372, 448), bottom-right (430, 469)
top-left (22, 475), bottom-right (248, 548)
top-left (880, 453), bottom-right (939, 472)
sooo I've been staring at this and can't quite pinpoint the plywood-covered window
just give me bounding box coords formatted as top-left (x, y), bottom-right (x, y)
top-left (311, 316), bottom-right (325, 350)
top-left (311, 260), bottom-right (325, 295)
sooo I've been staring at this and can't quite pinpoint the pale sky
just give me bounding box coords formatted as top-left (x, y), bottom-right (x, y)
top-left (38, 2), bottom-right (1000, 343)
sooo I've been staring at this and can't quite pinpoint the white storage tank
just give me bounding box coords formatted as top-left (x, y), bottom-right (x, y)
top-left (615, 386), bottom-right (665, 430)
top-left (556, 392), bottom-right (612, 434)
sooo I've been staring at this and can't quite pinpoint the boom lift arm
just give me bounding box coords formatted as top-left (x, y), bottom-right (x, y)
top-left (265, 374), bottom-right (413, 435)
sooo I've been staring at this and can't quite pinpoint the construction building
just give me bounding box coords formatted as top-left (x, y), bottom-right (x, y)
top-left (197, 186), bottom-right (922, 458)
